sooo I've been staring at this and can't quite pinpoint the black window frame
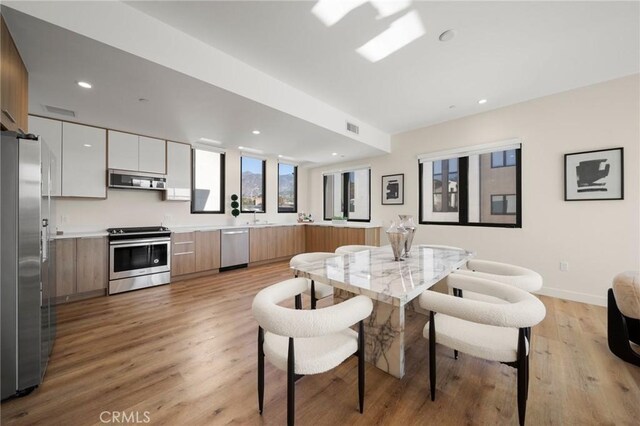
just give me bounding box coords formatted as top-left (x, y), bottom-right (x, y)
top-left (240, 156), bottom-right (267, 213)
top-left (190, 149), bottom-right (226, 214)
top-left (418, 148), bottom-right (522, 228)
top-left (490, 194), bottom-right (517, 215)
top-left (322, 169), bottom-right (371, 222)
top-left (277, 162), bottom-right (298, 213)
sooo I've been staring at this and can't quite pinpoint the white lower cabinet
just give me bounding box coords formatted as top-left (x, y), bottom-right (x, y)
top-left (62, 122), bottom-right (106, 198)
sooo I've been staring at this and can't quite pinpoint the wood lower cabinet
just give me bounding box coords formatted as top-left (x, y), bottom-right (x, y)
top-left (195, 230), bottom-right (221, 272)
top-left (250, 226), bottom-right (305, 264)
top-left (76, 238), bottom-right (108, 293)
top-left (172, 232), bottom-right (196, 277)
top-left (54, 237), bottom-right (108, 303)
top-left (304, 225), bottom-right (380, 253)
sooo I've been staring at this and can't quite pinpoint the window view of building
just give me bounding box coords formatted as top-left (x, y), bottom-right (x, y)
top-left (432, 159), bottom-right (458, 212)
top-left (420, 145), bottom-right (521, 227)
top-left (278, 163), bottom-right (297, 213)
top-left (241, 156), bottom-right (265, 212)
top-left (192, 149), bottom-right (225, 213)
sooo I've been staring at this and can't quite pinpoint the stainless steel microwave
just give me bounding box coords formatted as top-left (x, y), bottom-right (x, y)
top-left (108, 169), bottom-right (167, 191)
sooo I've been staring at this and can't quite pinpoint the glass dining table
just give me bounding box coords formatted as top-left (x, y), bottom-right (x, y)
top-left (291, 245), bottom-right (474, 379)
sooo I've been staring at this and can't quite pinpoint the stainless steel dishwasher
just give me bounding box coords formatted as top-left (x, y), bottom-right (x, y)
top-left (220, 228), bottom-right (249, 270)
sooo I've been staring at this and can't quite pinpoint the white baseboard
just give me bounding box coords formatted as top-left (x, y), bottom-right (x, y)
top-left (535, 286), bottom-right (607, 307)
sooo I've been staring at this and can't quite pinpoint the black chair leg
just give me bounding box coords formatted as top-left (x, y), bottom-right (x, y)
top-left (310, 281), bottom-right (317, 310)
top-left (429, 311), bottom-right (436, 401)
top-left (294, 294), bottom-right (302, 310)
top-left (358, 320), bottom-right (365, 413)
top-left (258, 327), bottom-right (265, 414)
top-left (607, 289), bottom-right (640, 366)
top-left (287, 337), bottom-right (295, 426)
top-left (517, 328), bottom-right (528, 426)
top-left (454, 350), bottom-right (458, 360)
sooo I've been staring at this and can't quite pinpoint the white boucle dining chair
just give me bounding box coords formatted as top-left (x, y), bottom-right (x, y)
top-left (419, 274), bottom-right (546, 426)
top-left (252, 278), bottom-right (373, 426)
top-left (335, 245), bottom-right (377, 255)
top-left (289, 252), bottom-right (337, 309)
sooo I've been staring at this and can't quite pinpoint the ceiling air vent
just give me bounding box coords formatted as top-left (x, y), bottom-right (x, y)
top-left (44, 105), bottom-right (76, 117)
top-left (346, 121), bottom-right (359, 135)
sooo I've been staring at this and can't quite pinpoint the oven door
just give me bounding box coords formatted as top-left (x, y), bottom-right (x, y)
top-left (109, 238), bottom-right (171, 280)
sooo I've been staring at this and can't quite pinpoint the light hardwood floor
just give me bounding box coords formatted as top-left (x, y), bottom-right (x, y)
top-left (2, 261), bottom-right (639, 425)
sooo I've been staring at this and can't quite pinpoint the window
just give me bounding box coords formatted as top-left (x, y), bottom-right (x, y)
top-left (323, 168), bottom-right (370, 222)
top-left (278, 163), bottom-right (297, 213)
top-left (241, 156), bottom-right (266, 213)
top-left (419, 145), bottom-right (521, 227)
top-left (491, 149), bottom-right (517, 168)
top-left (491, 195), bottom-right (517, 215)
top-left (192, 149), bottom-right (225, 214)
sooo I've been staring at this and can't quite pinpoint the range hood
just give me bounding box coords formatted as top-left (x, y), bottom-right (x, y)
top-left (108, 169), bottom-right (166, 191)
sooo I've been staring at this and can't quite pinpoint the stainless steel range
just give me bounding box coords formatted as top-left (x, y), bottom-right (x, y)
top-left (107, 226), bottom-right (171, 295)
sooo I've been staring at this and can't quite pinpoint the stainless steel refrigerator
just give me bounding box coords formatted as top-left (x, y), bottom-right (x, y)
top-left (1, 131), bottom-right (55, 400)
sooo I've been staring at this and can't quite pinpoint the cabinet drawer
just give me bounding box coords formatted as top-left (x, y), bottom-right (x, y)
top-left (172, 252), bottom-right (195, 276)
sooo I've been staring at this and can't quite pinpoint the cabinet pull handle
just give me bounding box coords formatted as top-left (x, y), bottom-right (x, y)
top-left (174, 251), bottom-right (194, 256)
top-left (174, 241), bottom-right (194, 245)
top-left (2, 109), bottom-right (16, 123)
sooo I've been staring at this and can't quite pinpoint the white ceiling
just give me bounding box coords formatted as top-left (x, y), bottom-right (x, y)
top-left (127, 0), bottom-right (640, 133)
top-left (3, 7), bottom-right (386, 166)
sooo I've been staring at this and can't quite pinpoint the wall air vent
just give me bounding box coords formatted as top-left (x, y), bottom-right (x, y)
top-left (346, 121), bottom-right (359, 135)
top-left (44, 105), bottom-right (76, 117)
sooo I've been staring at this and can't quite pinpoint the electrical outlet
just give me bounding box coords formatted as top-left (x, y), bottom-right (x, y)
top-left (60, 215), bottom-right (69, 224)
top-left (559, 261), bottom-right (569, 272)
top-left (162, 214), bottom-right (173, 225)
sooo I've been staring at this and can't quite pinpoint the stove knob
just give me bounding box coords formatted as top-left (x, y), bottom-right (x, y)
top-left (119, 229), bottom-right (124, 234)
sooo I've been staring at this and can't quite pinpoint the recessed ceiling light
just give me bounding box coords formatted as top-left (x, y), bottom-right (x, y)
top-left (83, 144), bottom-right (92, 148)
top-left (439, 30), bottom-right (456, 42)
top-left (77, 81), bottom-right (92, 89)
top-left (278, 154), bottom-right (283, 158)
top-left (331, 152), bottom-right (338, 156)
top-left (478, 99), bottom-right (488, 104)
top-left (252, 130), bottom-right (261, 135)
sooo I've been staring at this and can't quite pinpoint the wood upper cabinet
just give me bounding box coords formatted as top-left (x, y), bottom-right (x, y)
top-left (195, 230), bottom-right (220, 272)
top-left (1, 16), bottom-right (28, 133)
top-left (62, 122), bottom-right (106, 198)
top-left (165, 141), bottom-right (191, 201)
top-left (108, 131), bottom-right (166, 174)
top-left (76, 237), bottom-right (108, 293)
top-left (29, 116), bottom-right (62, 197)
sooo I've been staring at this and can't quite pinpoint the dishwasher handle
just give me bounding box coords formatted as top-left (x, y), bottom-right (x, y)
top-left (222, 229), bottom-right (248, 235)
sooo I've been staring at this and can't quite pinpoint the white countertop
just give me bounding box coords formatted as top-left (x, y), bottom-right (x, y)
top-left (50, 221), bottom-right (382, 239)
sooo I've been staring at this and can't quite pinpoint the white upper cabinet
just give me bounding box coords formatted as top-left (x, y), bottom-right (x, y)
top-left (138, 136), bottom-right (166, 174)
top-left (108, 130), bottom-right (138, 171)
top-left (108, 130), bottom-right (165, 174)
top-left (62, 122), bottom-right (106, 198)
top-left (165, 141), bottom-right (191, 201)
top-left (29, 116), bottom-right (62, 196)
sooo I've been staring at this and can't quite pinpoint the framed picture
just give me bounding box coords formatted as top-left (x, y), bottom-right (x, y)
top-left (564, 147), bottom-right (623, 201)
top-left (382, 174), bottom-right (404, 205)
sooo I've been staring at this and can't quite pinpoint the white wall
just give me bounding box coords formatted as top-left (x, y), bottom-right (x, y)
top-left (56, 148), bottom-right (307, 231)
top-left (306, 75), bottom-right (640, 306)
